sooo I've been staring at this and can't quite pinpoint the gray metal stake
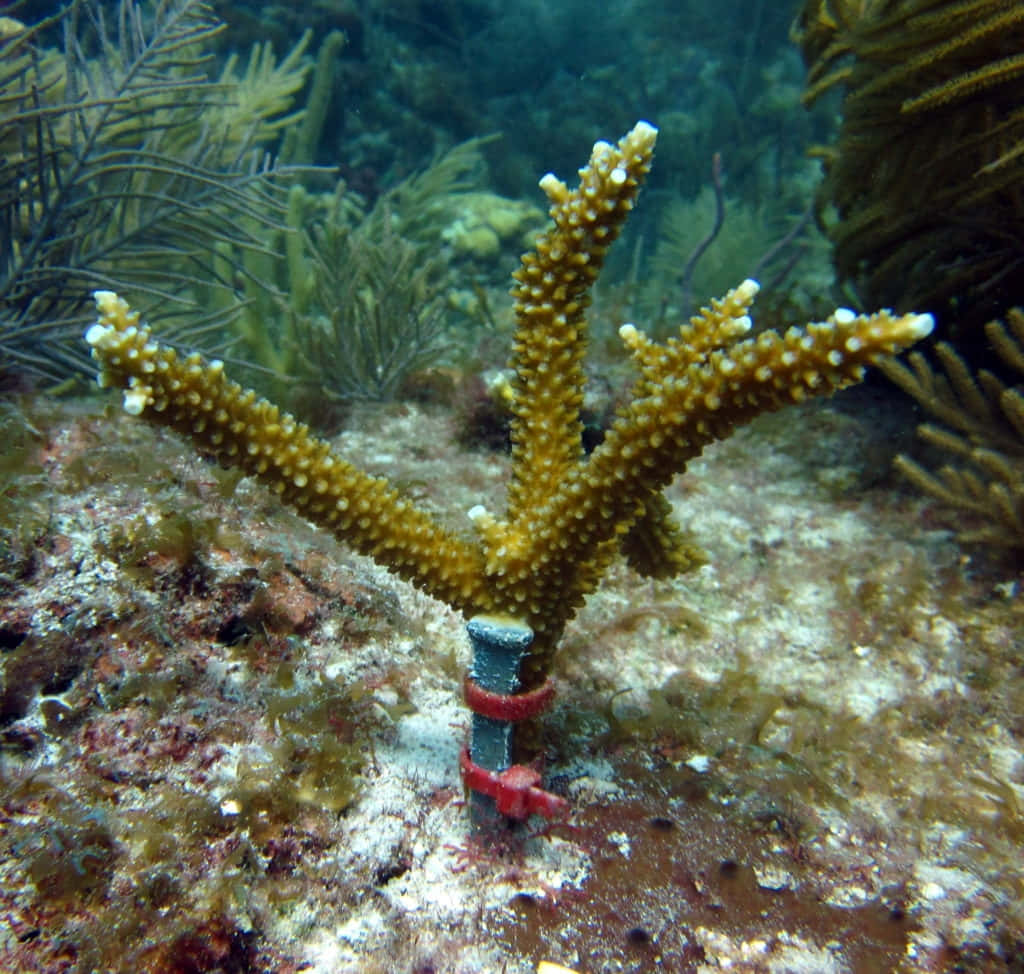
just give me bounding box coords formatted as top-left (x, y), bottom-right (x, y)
top-left (465, 614), bottom-right (533, 825)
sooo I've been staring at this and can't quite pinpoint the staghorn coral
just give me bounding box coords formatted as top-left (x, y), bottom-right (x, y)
top-left (792, 0), bottom-right (1024, 335)
top-left (879, 308), bottom-right (1024, 547)
top-left (84, 121), bottom-right (933, 800)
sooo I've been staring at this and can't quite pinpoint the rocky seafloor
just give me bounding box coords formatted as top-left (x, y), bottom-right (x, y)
top-left (0, 387), bottom-right (1020, 973)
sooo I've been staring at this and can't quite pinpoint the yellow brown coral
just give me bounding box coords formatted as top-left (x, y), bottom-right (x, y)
top-left (86, 121), bottom-right (933, 686)
top-left (85, 291), bottom-right (491, 615)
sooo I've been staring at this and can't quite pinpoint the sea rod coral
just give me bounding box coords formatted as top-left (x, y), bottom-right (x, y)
top-left (85, 121), bottom-right (934, 821)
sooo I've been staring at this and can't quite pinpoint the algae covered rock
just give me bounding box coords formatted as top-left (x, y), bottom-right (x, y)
top-left (442, 192), bottom-right (545, 262)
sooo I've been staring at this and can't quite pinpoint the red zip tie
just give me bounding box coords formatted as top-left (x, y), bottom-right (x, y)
top-left (461, 676), bottom-right (567, 819)
top-left (459, 747), bottom-right (569, 821)
top-left (463, 675), bottom-right (556, 722)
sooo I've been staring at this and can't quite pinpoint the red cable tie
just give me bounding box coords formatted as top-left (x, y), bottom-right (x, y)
top-left (463, 675), bottom-right (556, 722)
top-left (459, 747), bottom-right (569, 821)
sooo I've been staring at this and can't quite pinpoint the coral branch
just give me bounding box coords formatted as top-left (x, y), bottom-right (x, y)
top-left (505, 121), bottom-right (656, 527)
top-left (85, 121), bottom-right (934, 815)
top-left (85, 292), bottom-right (492, 615)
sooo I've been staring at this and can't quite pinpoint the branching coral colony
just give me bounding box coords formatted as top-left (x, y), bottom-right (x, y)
top-left (85, 121), bottom-right (934, 825)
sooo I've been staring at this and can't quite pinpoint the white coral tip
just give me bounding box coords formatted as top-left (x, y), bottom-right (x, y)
top-left (122, 386), bottom-right (149, 416)
top-left (84, 323), bottom-right (111, 347)
top-left (732, 279), bottom-right (760, 306)
top-left (538, 172), bottom-right (568, 203)
top-left (633, 120), bottom-right (658, 140)
top-left (905, 313), bottom-right (935, 339)
top-left (92, 289), bottom-right (118, 307)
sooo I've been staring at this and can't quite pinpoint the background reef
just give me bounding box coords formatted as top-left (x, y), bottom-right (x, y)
top-left (214, 0), bottom-right (813, 200)
top-left (1, 0), bottom-right (1023, 971)
top-left (1, 0), bottom-right (836, 402)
